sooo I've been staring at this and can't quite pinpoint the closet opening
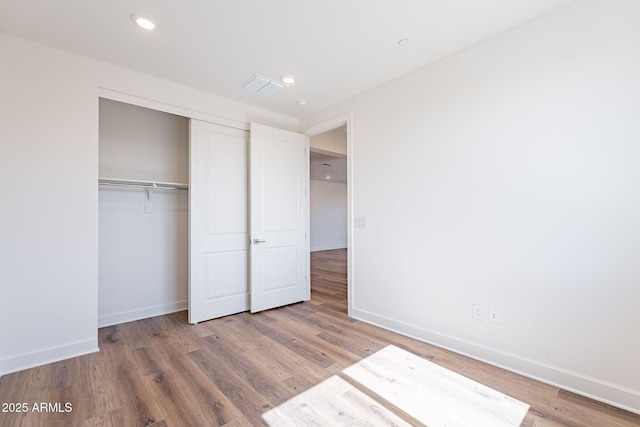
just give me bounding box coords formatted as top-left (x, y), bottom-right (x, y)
top-left (98, 98), bottom-right (189, 328)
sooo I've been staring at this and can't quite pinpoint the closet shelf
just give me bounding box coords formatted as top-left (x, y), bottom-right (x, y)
top-left (98, 177), bottom-right (189, 190)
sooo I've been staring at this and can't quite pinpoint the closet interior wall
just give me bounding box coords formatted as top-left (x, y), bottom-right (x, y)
top-left (98, 98), bottom-right (189, 327)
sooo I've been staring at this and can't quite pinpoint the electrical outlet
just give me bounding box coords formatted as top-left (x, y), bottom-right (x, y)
top-left (489, 308), bottom-right (500, 323)
top-left (472, 304), bottom-right (487, 321)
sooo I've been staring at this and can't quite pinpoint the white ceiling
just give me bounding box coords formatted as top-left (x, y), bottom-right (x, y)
top-left (0, 0), bottom-right (572, 118)
top-left (310, 151), bottom-right (347, 184)
top-left (310, 125), bottom-right (347, 183)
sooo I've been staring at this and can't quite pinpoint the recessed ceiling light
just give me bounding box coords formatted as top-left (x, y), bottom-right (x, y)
top-left (281, 75), bottom-right (296, 84)
top-left (325, 175), bottom-right (332, 180)
top-left (296, 99), bottom-right (307, 106)
top-left (131, 13), bottom-right (156, 30)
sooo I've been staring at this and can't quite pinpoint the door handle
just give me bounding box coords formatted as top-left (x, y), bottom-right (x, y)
top-left (252, 239), bottom-right (267, 244)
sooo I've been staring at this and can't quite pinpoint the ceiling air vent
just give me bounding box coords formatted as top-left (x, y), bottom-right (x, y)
top-left (241, 74), bottom-right (283, 96)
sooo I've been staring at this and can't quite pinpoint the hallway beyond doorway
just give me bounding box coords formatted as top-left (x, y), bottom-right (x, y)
top-left (310, 249), bottom-right (347, 314)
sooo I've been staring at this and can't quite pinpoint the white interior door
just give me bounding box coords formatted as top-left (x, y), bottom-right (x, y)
top-left (189, 120), bottom-right (249, 323)
top-left (250, 123), bottom-right (309, 313)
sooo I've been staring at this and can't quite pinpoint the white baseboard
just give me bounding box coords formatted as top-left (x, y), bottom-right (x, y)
top-left (1, 300), bottom-right (188, 377)
top-left (311, 245), bottom-right (347, 252)
top-left (352, 307), bottom-right (640, 415)
top-left (98, 299), bottom-right (188, 328)
top-left (0, 338), bottom-right (98, 377)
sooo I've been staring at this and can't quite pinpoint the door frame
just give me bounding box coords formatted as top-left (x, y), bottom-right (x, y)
top-left (302, 113), bottom-right (354, 316)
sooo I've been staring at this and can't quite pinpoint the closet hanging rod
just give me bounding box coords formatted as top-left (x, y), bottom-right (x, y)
top-left (98, 177), bottom-right (189, 190)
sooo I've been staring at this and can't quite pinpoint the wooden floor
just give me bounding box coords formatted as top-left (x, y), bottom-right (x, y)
top-left (1, 249), bottom-right (639, 426)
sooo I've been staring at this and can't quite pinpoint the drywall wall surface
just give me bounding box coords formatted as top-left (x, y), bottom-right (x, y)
top-left (0, 33), bottom-right (99, 373)
top-left (310, 180), bottom-right (348, 251)
top-left (301, 0), bottom-right (640, 413)
top-left (99, 99), bottom-right (189, 183)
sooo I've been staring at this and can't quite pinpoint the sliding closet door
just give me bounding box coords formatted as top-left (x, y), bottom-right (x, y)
top-left (189, 120), bottom-right (249, 324)
top-left (190, 120), bottom-right (308, 323)
top-left (249, 123), bottom-right (309, 313)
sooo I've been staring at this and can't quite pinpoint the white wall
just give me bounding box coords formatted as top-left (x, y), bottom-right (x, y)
top-left (301, 0), bottom-right (640, 413)
top-left (0, 34), bottom-right (99, 374)
top-left (310, 180), bottom-right (348, 251)
top-left (0, 32), bottom-right (297, 376)
top-left (98, 99), bottom-right (189, 326)
top-left (99, 99), bottom-right (189, 183)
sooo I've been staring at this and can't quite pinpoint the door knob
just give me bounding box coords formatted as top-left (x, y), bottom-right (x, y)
top-left (253, 239), bottom-right (267, 244)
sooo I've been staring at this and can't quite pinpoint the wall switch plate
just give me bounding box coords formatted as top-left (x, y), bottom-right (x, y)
top-left (354, 217), bottom-right (368, 228)
top-left (489, 308), bottom-right (500, 323)
top-left (472, 304), bottom-right (487, 321)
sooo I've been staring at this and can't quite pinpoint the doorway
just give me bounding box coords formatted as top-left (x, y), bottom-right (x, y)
top-left (305, 115), bottom-right (352, 316)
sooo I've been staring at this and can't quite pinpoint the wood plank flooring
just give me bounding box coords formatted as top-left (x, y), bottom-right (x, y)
top-left (310, 248), bottom-right (348, 313)
top-left (0, 249), bottom-right (639, 426)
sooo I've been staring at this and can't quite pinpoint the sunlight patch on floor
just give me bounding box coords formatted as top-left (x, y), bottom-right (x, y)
top-left (345, 345), bottom-right (530, 427)
top-left (263, 345), bottom-right (529, 427)
top-left (262, 375), bottom-right (410, 426)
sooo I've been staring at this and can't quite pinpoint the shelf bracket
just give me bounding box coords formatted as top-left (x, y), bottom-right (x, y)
top-left (144, 183), bottom-right (157, 214)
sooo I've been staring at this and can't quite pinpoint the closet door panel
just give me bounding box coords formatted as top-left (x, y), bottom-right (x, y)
top-left (190, 120), bottom-right (249, 323)
top-left (205, 251), bottom-right (248, 311)
top-left (206, 135), bottom-right (247, 235)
